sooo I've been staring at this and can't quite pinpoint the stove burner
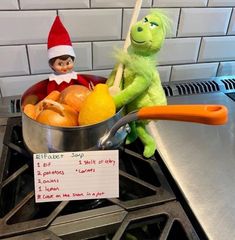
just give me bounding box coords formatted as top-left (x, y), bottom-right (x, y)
top-left (0, 117), bottom-right (203, 239)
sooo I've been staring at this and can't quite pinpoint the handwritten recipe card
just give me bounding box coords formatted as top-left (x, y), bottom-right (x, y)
top-left (33, 150), bottom-right (119, 203)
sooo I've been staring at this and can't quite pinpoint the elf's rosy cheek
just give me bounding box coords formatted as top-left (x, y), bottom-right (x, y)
top-left (67, 65), bottom-right (73, 70)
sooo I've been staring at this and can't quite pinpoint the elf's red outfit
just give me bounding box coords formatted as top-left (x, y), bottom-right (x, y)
top-left (46, 72), bottom-right (91, 95)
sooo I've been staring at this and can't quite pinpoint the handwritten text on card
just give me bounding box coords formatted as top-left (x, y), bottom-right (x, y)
top-left (33, 150), bottom-right (119, 203)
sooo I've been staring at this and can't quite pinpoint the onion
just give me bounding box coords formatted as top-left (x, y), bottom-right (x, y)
top-left (59, 85), bottom-right (90, 112)
top-left (36, 99), bottom-right (78, 127)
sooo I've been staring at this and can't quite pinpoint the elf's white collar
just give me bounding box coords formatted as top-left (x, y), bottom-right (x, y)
top-left (49, 71), bottom-right (77, 85)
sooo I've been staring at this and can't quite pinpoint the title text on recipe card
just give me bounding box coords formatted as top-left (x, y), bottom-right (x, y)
top-left (33, 150), bottom-right (119, 203)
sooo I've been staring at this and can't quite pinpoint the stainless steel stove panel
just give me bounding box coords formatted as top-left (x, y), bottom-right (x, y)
top-left (149, 91), bottom-right (235, 240)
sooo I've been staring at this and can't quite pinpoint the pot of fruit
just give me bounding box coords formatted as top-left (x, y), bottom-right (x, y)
top-left (21, 75), bottom-right (228, 154)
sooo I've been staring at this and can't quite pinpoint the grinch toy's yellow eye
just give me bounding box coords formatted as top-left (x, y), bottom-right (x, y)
top-left (150, 22), bottom-right (158, 29)
top-left (143, 17), bottom-right (148, 23)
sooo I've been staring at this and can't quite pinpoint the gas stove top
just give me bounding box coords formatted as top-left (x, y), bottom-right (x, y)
top-left (3, 76), bottom-right (233, 239)
top-left (0, 117), bottom-right (202, 239)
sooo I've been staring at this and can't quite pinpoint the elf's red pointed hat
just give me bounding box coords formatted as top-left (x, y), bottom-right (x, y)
top-left (47, 16), bottom-right (75, 60)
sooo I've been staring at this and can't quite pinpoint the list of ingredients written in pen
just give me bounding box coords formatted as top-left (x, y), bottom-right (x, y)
top-left (33, 150), bottom-right (119, 203)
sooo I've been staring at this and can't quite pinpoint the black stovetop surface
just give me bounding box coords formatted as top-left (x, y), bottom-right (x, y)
top-left (0, 117), bottom-right (206, 240)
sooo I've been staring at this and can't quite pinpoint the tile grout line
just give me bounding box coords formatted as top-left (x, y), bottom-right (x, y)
top-left (216, 62), bottom-right (221, 76)
top-left (1, 61), bottom-right (233, 79)
top-left (168, 65), bottom-right (173, 82)
top-left (25, 44), bottom-right (32, 75)
top-left (176, 8), bottom-right (182, 37)
top-left (196, 37), bottom-right (203, 62)
top-left (226, 8), bottom-right (234, 35)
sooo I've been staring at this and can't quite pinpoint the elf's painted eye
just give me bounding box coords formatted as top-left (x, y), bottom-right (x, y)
top-left (58, 62), bottom-right (64, 67)
top-left (150, 22), bottom-right (158, 29)
top-left (67, 60), bottom-right (72, 65)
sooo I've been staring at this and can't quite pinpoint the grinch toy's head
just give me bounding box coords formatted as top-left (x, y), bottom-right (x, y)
top-left (130, 10), bottom-right (171, 56)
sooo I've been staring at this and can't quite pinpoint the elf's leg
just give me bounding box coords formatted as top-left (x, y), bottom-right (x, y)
top-left (136, 121), bottom-right (156, 158)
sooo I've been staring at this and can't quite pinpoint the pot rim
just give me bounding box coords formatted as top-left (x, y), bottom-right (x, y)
top-left (22, 107), bottom-right (124, 131)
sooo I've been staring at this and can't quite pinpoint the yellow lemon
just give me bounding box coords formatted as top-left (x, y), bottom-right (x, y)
top-left (78, 84), bottom-right (116, 126)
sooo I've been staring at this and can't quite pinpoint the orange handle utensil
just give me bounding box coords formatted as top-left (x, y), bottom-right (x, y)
top-left (137, 104), bottom-right (228, 125)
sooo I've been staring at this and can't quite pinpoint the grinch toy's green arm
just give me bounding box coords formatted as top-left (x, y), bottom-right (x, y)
top-left (113, 75), bottom-right (151, 109)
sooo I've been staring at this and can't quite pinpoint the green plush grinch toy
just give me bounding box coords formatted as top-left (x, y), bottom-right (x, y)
top-left (106, 10), bottom-right (171, 158)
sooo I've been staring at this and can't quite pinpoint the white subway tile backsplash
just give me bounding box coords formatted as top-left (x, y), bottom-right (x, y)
top-left (28, 44), bottom-right (50, 74)
top-left (228, 10), bottom-right (235, 35)
top-left (0, 2), bottom-right (235, 96)
top-left (0, 11), bottom-right (56, 45)
top-left (157, 66), bottom-right (171, 82)
top-left (208, 0), bottom-right (235, 7)
top-left (0, 46), bottom-right (29, 77)
top-left (178, 8), bottom-right (232, 37)
top-left (59, 9), bottom-right (122, 41)
top-left (83, 66), bottom-right (171, 82)
top-left (0, 74), bottom-right (48, 97)
top-left (171, 63), bottom-right (219, 81)
top-left (198, 36), bottom-right (235, 62)
top-left (93, 41), bottom-right (124, 69)
top-left (91, 0), bottom-right (151, 8)
top-left (217, 61), bottom-right (235, 76)
top-left (74, 43), bottom-right (92, 71)
top-left (122, 8), bottom-right (179, 38)
top-left (153, 0), bottom-right (207, 7)
top-left (28, 43), bottom-right (92, 74)
top-left (80, 69), bottom-right (111, 78)
top-left (157, 38), bottom-right (201, 65)
top-left (0, 0), bottom-right (18, 9)
top-left (20, 0), bottom-right (89, 9)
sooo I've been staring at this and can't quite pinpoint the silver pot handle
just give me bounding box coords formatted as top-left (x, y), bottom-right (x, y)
top-left (98, 111), bottom-right (138, 149)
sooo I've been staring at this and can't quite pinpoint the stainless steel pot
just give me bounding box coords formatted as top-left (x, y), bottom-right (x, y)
top-left (21, 75), bottom-right (228, 154)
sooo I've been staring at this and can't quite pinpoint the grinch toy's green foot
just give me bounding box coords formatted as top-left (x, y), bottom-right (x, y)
top-left (143, 138), bottom-right (156, 158)
top-left (136, 122), bottom-right (156, 158)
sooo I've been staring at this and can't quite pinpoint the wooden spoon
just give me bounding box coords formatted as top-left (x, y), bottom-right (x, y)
top-left (109, 0), bottom-right (143, 96)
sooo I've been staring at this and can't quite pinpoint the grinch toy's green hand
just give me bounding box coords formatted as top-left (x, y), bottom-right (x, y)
top-left (113, 75), bottom-right (151, 109)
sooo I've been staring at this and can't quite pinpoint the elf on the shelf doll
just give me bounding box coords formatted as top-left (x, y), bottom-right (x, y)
top-left (46, 16), bottom-right (93, 95)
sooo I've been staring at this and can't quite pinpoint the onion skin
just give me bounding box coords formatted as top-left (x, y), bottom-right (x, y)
top-left (36, 102), bottom-right (78, 127)
top-left (34, 90), bottom-right (61, 119)
top-left (59, 85), bottom-right (90, 112)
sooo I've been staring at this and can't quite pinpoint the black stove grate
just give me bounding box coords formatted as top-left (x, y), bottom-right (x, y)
top-left (3, 201), bottom-right (200, 240)
top-left (0, 117), bottom-right (184, 238)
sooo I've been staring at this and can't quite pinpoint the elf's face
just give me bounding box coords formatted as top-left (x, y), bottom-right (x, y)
top-left (52, 57), bottom-right (74, 74)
